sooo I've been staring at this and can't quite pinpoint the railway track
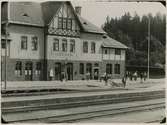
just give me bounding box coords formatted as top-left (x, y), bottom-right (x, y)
top-left (40, 102), bottom-right (165, 123)
top-left (2, 90), bottom-right (165, 123)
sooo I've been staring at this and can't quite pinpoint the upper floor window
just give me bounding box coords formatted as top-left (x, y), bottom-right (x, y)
top-left (70, 39), bottom-right (75, 52)
top-left (58, 17), bottom-right (63, 29)
top-left (15, 61), bottom-right (22, 76)
top-left (53, 39), bottom-right (59, 51)
top-left (32, 36), bottom-right (38, 51)
top-left (83, 41), bottom-right (88, 53)
top-left (67, 19), bottom-right (72, 30)
top-left (62, 39), bottom-right (67, 52)
top-left (21, 36), bottom-right (27, 50)
top-left (104, 48), bottom-right (108, 54)
top-left (114, 64), bottom-right (120, 74)
top-left (58, 17), bottom-right (73, 30)
top-left (91, 42), bottom-right (96, 53)
top-left (115, 49), bottom-right (121, 55)
top-left (63, 18), bottom-right (67, 29)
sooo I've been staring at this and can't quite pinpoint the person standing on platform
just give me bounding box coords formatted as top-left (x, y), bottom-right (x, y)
top-left (133, 71), bottom-right (137, 81)
top-left (140, 72), bottom-right (143, 83)
top-left (49, 69), bottom-right (54, 81)
top-left (122, 76), bottom-right (127, 88)
top-left (143, 72), bottom-right (147, 81)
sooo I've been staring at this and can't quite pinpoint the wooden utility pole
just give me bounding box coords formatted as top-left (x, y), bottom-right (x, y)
top-left (147, 17), bottom-right (150, 79)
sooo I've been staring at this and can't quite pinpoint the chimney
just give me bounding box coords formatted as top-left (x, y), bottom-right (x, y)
top-left (75, 6), bottom-right (81, 15)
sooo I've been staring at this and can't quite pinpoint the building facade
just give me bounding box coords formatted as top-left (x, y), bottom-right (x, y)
top-left (1, 1), bottom-right (127, 81)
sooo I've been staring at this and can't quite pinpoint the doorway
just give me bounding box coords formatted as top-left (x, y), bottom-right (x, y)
top-left (66, 63), bottom-right (73, 80)
top-left (55, 63), bottom-right (61, 80)
top-left (94, 68), bottom-right (99, 80)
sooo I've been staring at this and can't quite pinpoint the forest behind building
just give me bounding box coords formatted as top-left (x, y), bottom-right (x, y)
top-left (102, 12), bottom-right (166, 68)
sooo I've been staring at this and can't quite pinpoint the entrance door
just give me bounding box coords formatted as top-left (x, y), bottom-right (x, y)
top-left (66, 63), bottom-right (73, 80)
top-left (94, 68), bottom-right (99, 80)
top-left (86, 63), bottom-right (92, 79)
top-left (55, 63), bottom-right (61, 80)
top-left (25, 62), bottom-right (33, 81)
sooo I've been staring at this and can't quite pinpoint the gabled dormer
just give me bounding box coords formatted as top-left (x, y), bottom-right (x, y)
top-left (43, 2), bottom-right (81, 37)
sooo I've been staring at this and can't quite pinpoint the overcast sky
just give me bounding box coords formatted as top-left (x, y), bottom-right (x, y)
top-left (71, 1), bottom-right (166, 27)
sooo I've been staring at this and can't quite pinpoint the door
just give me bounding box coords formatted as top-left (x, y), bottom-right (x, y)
top-left (25, 62), bottom-right (33, 81)
top-left (86, 63), bottom-right (92, 79)
top-left (94, 68), bottom-right (99, 80)
top-left (55, 63), bottom-right (61, 80)
top-left (66, 63), bottom-right (73, 80)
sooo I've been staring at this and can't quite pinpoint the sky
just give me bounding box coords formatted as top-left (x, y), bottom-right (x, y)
top-left (71, 1), bottom-right (166, 27)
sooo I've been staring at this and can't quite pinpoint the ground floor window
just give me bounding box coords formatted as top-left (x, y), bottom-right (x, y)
top-left (36, 62), bottom-right (41, 75)
top-left (114, 64), bottom-right (120, 74)
top-left (80, 63), bottom-right (84, 74)
top-left (106, 64), bottom-right (112, 74)
top-left (15, 61), bottom-right (22, 76)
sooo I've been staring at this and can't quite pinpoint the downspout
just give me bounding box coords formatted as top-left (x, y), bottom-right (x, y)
top-left (43, 27), bottom-right (47, 81)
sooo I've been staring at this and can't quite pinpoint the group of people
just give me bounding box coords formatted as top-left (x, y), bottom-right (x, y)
top-left (125, 71), bottom-right (147, 83)
top-left (49, 69), bottom-right (67, 81)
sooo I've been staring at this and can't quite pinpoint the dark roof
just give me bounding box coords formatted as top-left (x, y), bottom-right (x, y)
top-left (41, 2), bottom-right (62, 25)
top-left (102, 37), bottom-right (128, 49)
top-left (9, 2), bottom-right (44, 26)
top-left (77, 15), bottom-right (106, 34)
top-left (5, 2), bottom-right (106, 34)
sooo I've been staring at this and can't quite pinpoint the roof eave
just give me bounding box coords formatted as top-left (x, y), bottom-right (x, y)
top-left (102, 45), bottom-right (128, 49)
top-left (8, 21), bottom-right (44, 27)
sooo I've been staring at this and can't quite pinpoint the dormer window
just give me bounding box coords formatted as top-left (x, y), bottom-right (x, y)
top-left (83, 22), bottom-right (87, 25)
top-left (22, 13), bottom-right (29, 17)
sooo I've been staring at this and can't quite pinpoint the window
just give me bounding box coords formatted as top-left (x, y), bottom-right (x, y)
top-left (106, 64), bottom-right (112, 74)
top-left (80, 63), bottom-right (84, 74)
top-left (67, 19), bottom-right (72, 30)
top-left (115, 49), bottom-right (121, 55)
top-left (53, 39), bottom-right (59, 51)
top-left (62, 39), bottom-right (67, 52)
top-left (32, 36), bottom-right (38, 50)
top-left (58, 17), bottom-right (63, 29)
top-left (70, 39), bottom-right (75, 52)
top-left (15, 61), bottom-right (22, 76)
top-left (114, 64), bottom-right (120, 74)
top-left (63, 18), bottom-right (67, 29)
top-left (36, 62), bottom-right (41, 75)
top-left (83, 41), bottom-right (88, 53)
top-left (58, 17), bottom-right (73, 30)
top-left (1, 41), bottom-right (6, 49)
top-left (91, 42), bottom-right (96, 53)
top-left (104, 49), bottom-right (108, 54)
top-left (21, 36), bottom-right (27, 50)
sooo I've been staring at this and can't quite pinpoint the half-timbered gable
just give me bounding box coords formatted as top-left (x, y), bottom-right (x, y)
top-left (48, 2), bottom-right (80, 37)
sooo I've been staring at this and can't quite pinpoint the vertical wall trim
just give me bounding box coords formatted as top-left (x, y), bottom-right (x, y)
top-left (43, 27), bottom-right (47, 80)
top-left (7, 2), bottom-right (10, 21)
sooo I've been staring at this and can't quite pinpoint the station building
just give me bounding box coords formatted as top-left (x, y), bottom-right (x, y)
top-left (1, 1), bottom-right (127, 81)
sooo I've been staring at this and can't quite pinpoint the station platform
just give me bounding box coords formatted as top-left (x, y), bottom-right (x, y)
top-left (1, 78), bottom-right (165, 92)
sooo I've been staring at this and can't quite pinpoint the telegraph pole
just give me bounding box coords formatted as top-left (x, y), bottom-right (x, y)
top-left (147, 17), bottom-right (150, 79)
